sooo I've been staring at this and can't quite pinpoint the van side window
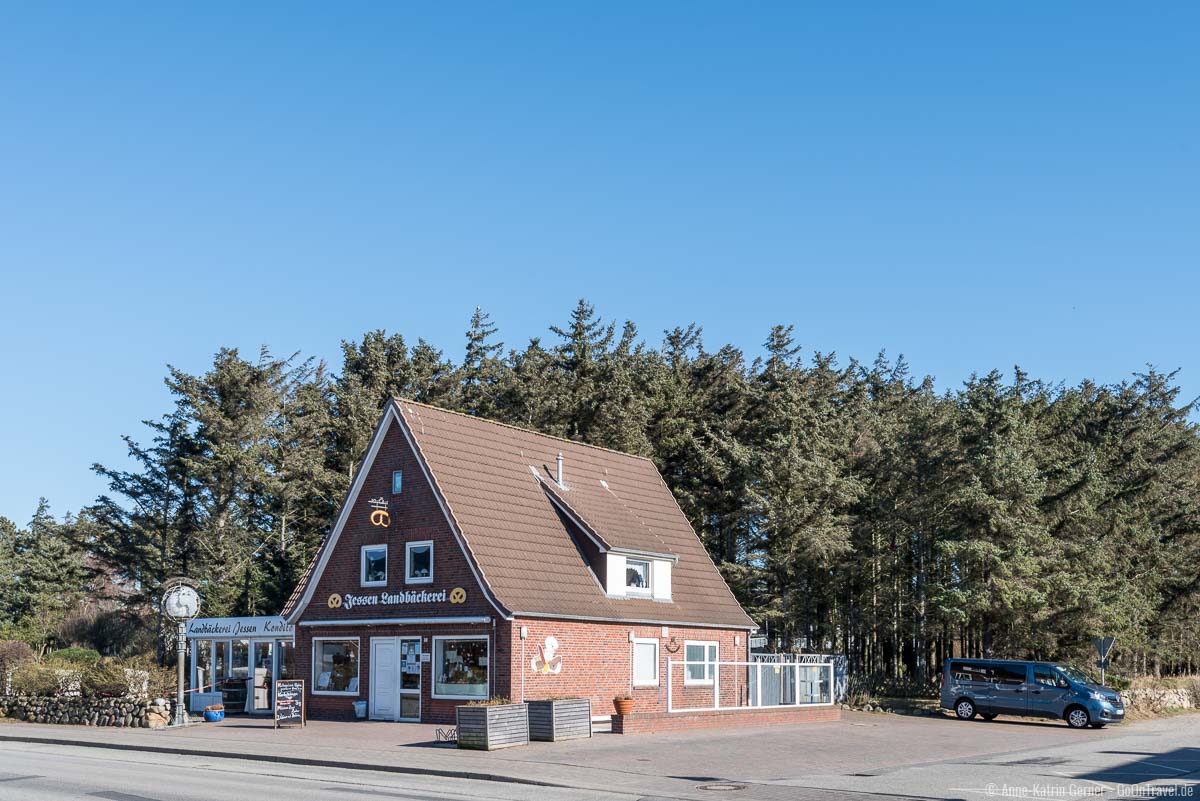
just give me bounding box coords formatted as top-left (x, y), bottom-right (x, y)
top-left (993, 664), bottom-right (1027, 685)
top-left (950, 662), bottom-right (991, 683)
top-left (1034, 667), bottom-right (1067, 688)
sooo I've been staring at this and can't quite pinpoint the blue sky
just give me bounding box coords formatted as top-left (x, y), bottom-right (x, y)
top-left (1, 3), bottom-right (1197, 524)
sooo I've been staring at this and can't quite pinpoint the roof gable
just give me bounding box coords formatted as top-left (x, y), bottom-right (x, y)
top-left (282, 404), bottom-right (507, 622)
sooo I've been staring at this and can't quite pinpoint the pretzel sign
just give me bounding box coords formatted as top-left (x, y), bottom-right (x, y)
top-left (368, 497), bottom-right (390, 527)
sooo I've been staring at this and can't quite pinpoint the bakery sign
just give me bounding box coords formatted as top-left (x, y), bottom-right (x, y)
top-left (327, 588), bottom-right (467, 611)
top-left (186, 616), bottom-right (295, 638)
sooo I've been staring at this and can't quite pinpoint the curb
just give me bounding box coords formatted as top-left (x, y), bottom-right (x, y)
top-left (0, 734), bottom-right (564, 788)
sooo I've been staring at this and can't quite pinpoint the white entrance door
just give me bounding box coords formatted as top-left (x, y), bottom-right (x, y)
top-left (370, 636), bottom-right (422, 722)
top-left (370, 638), bottom-right (399, 721)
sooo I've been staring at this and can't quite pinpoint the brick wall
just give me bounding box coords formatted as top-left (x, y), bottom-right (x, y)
top-left (509, 617), bottom-right (750, 717)
top-left (612, 705), bottom-right (840, 734)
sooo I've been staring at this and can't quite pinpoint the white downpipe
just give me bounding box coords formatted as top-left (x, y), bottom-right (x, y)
top-left (666, 657), bottom-right (673, 713)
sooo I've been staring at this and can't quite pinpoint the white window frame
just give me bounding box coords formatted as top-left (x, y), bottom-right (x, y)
top-left (360, 544), bottom-right (387, 587)
top-left (405, 540), bottom-right (434, 585)
top-left (625, 558), bottom-right (652, 596)
top-left (312, 636), bottom-right (361, 696)
top-left (684, 640), bottom-right (719, 686)
top-left (431, 635), bottom-right (489, 700)
top-left (632, 637), bottom-right (659, 687)
top-left (392, 470), bottom-right (403, 494)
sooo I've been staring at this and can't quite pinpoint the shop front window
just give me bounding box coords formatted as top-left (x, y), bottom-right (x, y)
top-left (214, 637), bottom-right (228, 690)
top-left (278, 640), bottom-right (294, 680)
top-left (314, 639), bottom-right (360, 695)
top-left (252, 641), bottom-right (273, 711)
top-left (231, 639), bottom-right (250, 680)
top-left (194, 640), bottom-right (212, 692)
top-left (433, 637), bottom-right (488, 699)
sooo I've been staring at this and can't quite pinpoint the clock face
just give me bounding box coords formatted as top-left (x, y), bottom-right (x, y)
top-left (164, 586), bottom-right (200, 619)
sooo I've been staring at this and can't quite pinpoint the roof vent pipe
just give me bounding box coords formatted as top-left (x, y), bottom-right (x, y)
top-left (556, 452), bottom-right (564, 487)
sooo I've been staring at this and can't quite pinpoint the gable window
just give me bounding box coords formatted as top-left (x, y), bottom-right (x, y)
top-left (392, 470), bottom-right (403, 494)
top-left (632, 638), bottom-right (658, 686)
top-left (361, 545), bottom-right (387, 587)
top-left (406, 541), bottom-right (433, 584)
top-left (625, 559), bottom-right (651, 594)
top-left (684, 641), bottom-right (719, 685)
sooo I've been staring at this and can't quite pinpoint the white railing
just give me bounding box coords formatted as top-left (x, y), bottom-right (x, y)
top-left (666, 658), bottom-right (835, 713)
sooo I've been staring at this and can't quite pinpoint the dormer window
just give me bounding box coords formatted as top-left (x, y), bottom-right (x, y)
top-left (625, 559), bottom-right (652, 594)
top-left (604, 552), bottom-right (673, 600)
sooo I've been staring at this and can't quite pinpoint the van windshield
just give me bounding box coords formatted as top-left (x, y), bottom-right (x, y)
top-left (1056, 664), bottom-right (1098, 685)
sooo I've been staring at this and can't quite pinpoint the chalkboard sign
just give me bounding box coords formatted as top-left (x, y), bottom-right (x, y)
top-left (274, 679), bottom-right (305, 728)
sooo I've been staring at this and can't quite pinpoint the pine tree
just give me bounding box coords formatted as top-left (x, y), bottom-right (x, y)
top-left (458, 307), bottom-right (505, 418)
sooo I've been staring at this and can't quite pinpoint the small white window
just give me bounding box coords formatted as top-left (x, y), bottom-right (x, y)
top-left (361, 545), bottom-right (387, 587)
top-left (632, 638), bottom-right (658, 686)
top-left (406, 541), bottom-right (433, 584)
top-left (625, 558), bottom-right (651, 594)
top-left (392, 470), bottom-right (403, 494)
top-left (684, 641), bottom-right (718, 685)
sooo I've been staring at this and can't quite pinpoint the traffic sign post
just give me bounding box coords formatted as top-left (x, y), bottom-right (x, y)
top-left (1092, 637), bottom-right (1116, 686)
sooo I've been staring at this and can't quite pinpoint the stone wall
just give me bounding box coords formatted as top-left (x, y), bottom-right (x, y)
top-left (1121, 687), bottom-right (1197, 713)
top-left (0, 696), bottom-right (172, 727)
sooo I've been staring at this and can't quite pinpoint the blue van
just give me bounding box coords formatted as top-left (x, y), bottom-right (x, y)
top-left (940, 659), bottom-right (1124, 729)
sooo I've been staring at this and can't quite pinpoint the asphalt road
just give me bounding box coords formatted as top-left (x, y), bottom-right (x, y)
top-left (2, 714), bottom-right (1198, 801)
top-left (0, 741), bottom-right (628, 801)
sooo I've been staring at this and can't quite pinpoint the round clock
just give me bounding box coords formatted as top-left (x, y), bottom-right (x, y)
top-left (162, 585), bottom-right (200, 620)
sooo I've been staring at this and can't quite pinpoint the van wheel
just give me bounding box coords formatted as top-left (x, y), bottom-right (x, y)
top-left (981, 713), bottom-right (998, 721)
top-left (1066, 706), bottom-right (1091, 729)
top-left (955, 699), bottom-right (977, 720)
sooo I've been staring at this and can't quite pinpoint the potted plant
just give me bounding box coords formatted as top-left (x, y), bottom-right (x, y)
top-left (528, 696), bottom-right (592, 741)
top-left (456, 697), bottom-right (529, 750)
top-left (203, 703), bottom-right (225, 723)
top-left (613, 693), bottom-right (635, 716)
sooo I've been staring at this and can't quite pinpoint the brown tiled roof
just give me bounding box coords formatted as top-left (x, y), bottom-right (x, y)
top-left (395, 400), bottom-right (754, 628)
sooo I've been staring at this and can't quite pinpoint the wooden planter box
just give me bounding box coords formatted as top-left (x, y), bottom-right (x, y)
top-left (456, 703), bottom-right (529, 751)
top-left (528, 699), bottom-right (592, 742)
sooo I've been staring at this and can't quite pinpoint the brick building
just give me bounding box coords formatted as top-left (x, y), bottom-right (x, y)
top-left (282, 399), bottom-right (757, 724)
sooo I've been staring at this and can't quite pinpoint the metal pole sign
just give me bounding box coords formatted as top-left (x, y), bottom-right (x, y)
top-left (1093, 637), bottom-right (1116, 686)
top-left (161, 578), bottom-right (201, 727)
